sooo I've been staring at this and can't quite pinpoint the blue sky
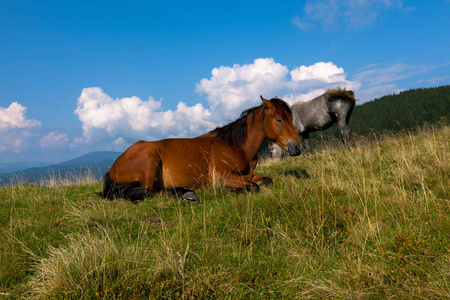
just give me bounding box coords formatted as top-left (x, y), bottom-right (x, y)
top-left (1, 0), bottom-right (449, 163)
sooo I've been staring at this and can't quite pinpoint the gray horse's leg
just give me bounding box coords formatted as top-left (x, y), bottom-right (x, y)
top-left (270, 142), bottom-right (285, 160)
top-left (337, 117), bottom-right (351, 148)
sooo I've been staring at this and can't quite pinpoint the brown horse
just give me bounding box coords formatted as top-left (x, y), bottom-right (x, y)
top-left (101, 96), bottom-right (302, 202)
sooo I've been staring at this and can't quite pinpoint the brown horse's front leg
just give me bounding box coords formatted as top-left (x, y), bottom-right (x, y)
top-left (248, 159), bottom-right (273, 185)
top-left (221, 174), bottom-right (260, 193)
top-left (251, 176), bottom-right (273, 185)
top-left (226, 183), bottom-right (259, 194)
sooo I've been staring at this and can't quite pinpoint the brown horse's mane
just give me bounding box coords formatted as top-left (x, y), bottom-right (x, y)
top-left (327, 88), bottom-right (356, 101)
top-left (208, 98), bottom-right (291, 148)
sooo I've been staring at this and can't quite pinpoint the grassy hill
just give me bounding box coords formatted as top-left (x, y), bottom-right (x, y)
top-left (1, 124), bottom-right (449, 299)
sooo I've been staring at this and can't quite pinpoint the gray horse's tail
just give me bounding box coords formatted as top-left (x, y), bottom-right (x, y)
top-left (100, 171), bottom-right (153, 202)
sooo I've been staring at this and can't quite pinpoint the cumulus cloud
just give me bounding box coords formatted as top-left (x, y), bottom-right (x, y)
top-left (197, 58), bottom-right (358, 113)
top-left (74, 87), bottom-right (215, 149)
top-left (39, 131), bottom-right (69, 149)
top-left (285, 62), bottom-right (360, 103)
top-left (0, 102), bottom-right (41, 131)
top-left (0, 130), bottom-right (28, 153)
top-left (290, 62), bottom-right (346, 82)
top-left (195, 58), bottom-right (289, 119)
top-left (294, 0), bottom-right (414, 31)
top-left (0, 102), bottom-right (41, 153)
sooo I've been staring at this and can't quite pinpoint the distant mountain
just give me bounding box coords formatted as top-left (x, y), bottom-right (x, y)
top-left (0, 161), bottom-right (51, 174)
top-left (55, 151), bottom-right (123, 167)
top-left (0, 151), bottom-right (122, 186)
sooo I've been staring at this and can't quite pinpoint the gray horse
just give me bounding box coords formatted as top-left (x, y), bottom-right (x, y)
top-left (271, 88), bottom-right (356, 159)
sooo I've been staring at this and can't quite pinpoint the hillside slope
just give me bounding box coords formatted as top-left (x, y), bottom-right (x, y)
top-left (1, 124), bottom-right (448, 299)
top-left (310, 85), bottom-right (450, 142)
top-left (351, 85), bottom-right (450, 136)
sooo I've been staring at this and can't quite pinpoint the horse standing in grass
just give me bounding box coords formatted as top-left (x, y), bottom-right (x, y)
top-left (101, 96), bottom-right (302, 202)
top-left (270, 88), bottom-right (356, 159)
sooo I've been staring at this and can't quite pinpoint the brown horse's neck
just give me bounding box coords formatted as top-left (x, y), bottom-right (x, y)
top-left (242, 107), bottom-right (267, 160)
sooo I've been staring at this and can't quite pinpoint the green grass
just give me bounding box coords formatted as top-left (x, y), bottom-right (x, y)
top-left (1, 124), bottom-right (449, 299)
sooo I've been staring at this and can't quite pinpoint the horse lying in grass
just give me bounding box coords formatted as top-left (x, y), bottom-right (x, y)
top-left (270, 88), bottom-right (356, 159)
top-left (101, 96), bottom-right (302, 202)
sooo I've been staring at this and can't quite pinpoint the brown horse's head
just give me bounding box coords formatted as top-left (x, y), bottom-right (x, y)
top-left (260, 96), bottom-right (302, 156)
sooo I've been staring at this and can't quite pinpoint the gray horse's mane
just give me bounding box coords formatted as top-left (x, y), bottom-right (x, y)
top-left (327, 88), bottom-right (356, 101)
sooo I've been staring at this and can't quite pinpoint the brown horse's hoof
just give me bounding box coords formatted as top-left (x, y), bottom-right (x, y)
top-left (182, 191), bottom-right (200, 203)
top-left (248, 182), bottom-right (260, 192)
top-left (169, 187), bottom-right (200, 203)
top-left (260, 177), bottom-right (273, 185)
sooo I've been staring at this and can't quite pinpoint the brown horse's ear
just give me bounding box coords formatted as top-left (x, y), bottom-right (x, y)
top-left (260, 95), bottom-right (272, 108)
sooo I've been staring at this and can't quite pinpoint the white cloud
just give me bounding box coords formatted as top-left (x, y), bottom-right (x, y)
top-left (355, 63), bottom-right (435, 86)
top-left (0, 102), bottom-right (41, 131)
top-left (357, 84), bottom-right (402, 102)
top-left (74, 87), bottom-right (215, 149)
top-left (417, 76), bottom-right (450, 85)
top-left (291, 16), bottom-right (314, 31)
top-left (284, 62), bottom-right (359, 103)
top-left (195, 58), bottom-right (289, 119)
top-left (0, 130), bottom-right (27, 153)
top-left (295, 0), bottom-right (412, 31)
top-left (111, 137), bottom-right (127, 150)
top-left (0, 102), bottom-right (41, 154)
top-left (282, 89), bottom-right (329, 106)
top-left (197, 59), bottom-right (358, 111)
top-left (353, 63), bottom-right (437, 101)
top-left (39, 131), bottom-right (69, 149)
top-left (290, 62), bottom-right (346, 83)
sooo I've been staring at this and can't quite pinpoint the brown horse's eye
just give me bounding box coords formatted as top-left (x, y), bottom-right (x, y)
top-left (276, 118), bottom-right (283, 124)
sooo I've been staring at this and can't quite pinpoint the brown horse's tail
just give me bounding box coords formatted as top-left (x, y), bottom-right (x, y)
top-left (100, 171), bottom-right (153, 202)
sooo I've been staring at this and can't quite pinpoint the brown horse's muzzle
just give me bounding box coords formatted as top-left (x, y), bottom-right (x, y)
top-left (286, 139), bottom-right (302, 156)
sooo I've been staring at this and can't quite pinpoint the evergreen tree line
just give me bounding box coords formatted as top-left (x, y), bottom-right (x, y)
top-left (315, 85), bottom-right (450, 141)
